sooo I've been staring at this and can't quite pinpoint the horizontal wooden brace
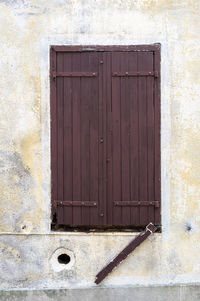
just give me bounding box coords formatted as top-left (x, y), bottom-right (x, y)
top-left (51, 44), bottom-right (160, 52)
top-left (52, 72), bottom-right (97, 78)
top-left (114, 201), bottom-right (160, 207)
top-left (112, 71), bottom-right (158, 77)
top-left (53, 200), bottom-right (97, 207)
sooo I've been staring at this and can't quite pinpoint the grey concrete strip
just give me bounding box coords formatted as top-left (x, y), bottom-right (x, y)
top-left (0, 285), bottom-right (199, 301)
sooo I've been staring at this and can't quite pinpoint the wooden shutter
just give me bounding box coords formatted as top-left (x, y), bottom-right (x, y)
top-left (50, 45), bottom-right (161, 230)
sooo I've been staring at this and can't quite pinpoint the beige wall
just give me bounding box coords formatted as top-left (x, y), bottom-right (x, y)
top-left (0, 0), bottom-right (200, 289)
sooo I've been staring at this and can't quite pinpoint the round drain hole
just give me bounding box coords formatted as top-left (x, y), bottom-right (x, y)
top-left (50, 248), bottom-right (75, 272)
top-left (57, 253), bottom-right (71, 265)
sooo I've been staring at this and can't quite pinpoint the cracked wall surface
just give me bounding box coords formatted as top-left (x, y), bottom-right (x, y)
top-left (1, 0), bottom-right (200, 290)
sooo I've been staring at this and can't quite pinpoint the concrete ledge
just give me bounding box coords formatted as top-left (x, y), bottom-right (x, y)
top-left (1, 285), bottom-right (200, 301)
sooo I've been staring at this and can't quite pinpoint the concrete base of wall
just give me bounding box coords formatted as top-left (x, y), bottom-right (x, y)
top-left (1, 285), bottom-right (200, 301)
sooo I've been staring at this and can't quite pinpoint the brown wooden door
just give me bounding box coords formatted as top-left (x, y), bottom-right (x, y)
top-left (50, 45), bottom-right (161, 230)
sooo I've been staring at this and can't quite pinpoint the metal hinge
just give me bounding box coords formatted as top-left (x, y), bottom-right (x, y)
top-left (52, 72), bottom-right (97, 78)
top-left (112, 71), bottom-right (159, 77)
top-left (114, 201), bottom-right (160, 208)
top-left (53, 200), bottom-right (97, 207)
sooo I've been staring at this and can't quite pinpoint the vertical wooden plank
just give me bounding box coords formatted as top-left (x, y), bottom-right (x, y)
top-left (138, 52), bottom-right (148, 226)
top-left (105, 52), bottom-right (113, 226)
top-left (146, 52), bottom-right (155, 224)
top-left (129, 52), bottom-right (140, 226)
top-left (154, 48), bottom-right (161, 224)
top-left (72, 53), bottom-right (82, 226)
top-left (50, 48), bottom-right (57, 221)
top-left (102, 52), bottom-right (108, 226)
top-left (120, 52), bottom-right (131, 225)
top-left (98, 52), bottom-right (104, 226)
top-left (88, 52), bottom-right (99, 226)
top-left (101, 53), bottom-right (107, 226)
top-left (112, 52), bottom-right (122, 225)
top-left (81, 53), bottom-right (91, 226)
top-left (56, 52), bottom-right (64, 224)
top-left (63, 52), bottom-right (73, 225)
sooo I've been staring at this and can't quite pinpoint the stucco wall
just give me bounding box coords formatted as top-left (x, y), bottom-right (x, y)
top-left (0, 0), bottom-right (200, 290)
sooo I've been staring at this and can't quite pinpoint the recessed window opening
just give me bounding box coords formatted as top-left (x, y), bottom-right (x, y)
top-left (50, 45), bottom-right (161, 231)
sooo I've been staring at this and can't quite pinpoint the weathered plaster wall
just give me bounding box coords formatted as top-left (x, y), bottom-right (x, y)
top-left (0, 0), bottom-right (200, 290)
